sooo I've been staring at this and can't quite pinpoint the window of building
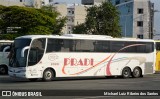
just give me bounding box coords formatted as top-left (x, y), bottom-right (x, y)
top-left (68, 11), bottom-right (71, 13)
top-left (49, 0), bottom-right (53, 2)
top-left (72, 19), bottom-right (74, 22)
top-left (137, 21), bottom-right (143, 27)
top-left (137, 34), bottom-right (143, 39)
top-left (72, 11), bottom-right (74, 14)
top-left (20, 0), bottom-right (22, 2)
top-left (138, 8), bottom-right (143, 14)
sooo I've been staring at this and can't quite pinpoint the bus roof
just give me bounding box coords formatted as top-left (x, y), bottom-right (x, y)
top-left (15, 34), bottom-right (155, 42)
top-left (63, 34), bottom-right (113, 39)
top-left (155, 40), bottom-right (160, 42)
top-left (0, 40), bottom-right (13, 43)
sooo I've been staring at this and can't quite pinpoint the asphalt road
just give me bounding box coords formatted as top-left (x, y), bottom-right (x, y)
top-left (0, 74), bottom-right (160, 99)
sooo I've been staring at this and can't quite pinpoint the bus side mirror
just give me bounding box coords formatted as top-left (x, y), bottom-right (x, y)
top-left (2, 46), bottom-right (10, 57)
top-left (21, 46), bottom-right (30, 57)
top-left (3, 46), bottom-right (10, 52)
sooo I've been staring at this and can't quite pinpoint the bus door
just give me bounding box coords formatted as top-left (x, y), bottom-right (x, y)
top-left (27, 38), bottom-right (46, 77)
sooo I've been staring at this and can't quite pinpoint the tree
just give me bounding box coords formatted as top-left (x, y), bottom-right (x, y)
top-left (73, 23), bottom-right (87, 34)
top-left (0, 5), bottom-right (66, 40)
top-left (73, 2), bottom-right (121, 37)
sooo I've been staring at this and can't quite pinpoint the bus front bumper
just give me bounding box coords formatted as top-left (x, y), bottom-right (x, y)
top-left (8, 68), bottom-right (26, 78)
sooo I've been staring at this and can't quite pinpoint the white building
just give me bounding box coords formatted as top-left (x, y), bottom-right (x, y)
top-left (82, 0), bottom-right (106, 5)
top-left (50, 3), bottom-right (88, 34)
top-left (66, 4), bottom-right (87, 34)
top-left (0, 0), bottom-right (24, 6)
top-left (0, 0), bottom-right (42, 8)
top-left (42, 0), bottom-right (54, 5)
top-left (53, 4), bottom-right (68, 34)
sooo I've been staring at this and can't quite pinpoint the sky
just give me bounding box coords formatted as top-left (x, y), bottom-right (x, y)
top-left (53, 0), bottom-right (160, 34)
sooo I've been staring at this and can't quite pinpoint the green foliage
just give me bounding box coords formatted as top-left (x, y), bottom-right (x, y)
top-left (73, 2), bottom-right (121, 37)
top-left (0, 34), bottom-right (21, 40)
top-left (0, 5), bottom-right (66, 40)
top-left (73, 23), bottom-right (87, 34)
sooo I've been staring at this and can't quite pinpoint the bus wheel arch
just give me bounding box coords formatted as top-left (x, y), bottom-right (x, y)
top-left (42, 68), bottom-right (56, 81)
top-left (132, 66), bottom-right (142, 78)
top-left (0, 64), bottom-right (8, 75)
top-left (121, 67), bottom-right (131, 78)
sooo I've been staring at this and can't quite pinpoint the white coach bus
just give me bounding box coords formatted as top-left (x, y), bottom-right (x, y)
top-left (0, 40), bottom-right (13, 74)
top-left (8, 34), bottom-right (156, 81)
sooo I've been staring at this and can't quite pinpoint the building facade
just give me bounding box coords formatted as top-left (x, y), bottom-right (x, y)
top-left (2, 0), bottom-right (154, 38)
top-left (52, 0), bottom-right (154, 38)
top-left (66, 4), bottom-right (87, 34)
top-left (111, 0), bottom-right (154, 39)
top-left (53, 4), bottom-right (68, 34)
top-left (42, 0), bottom-right (54, 5)
top-left (82, 0), bottom-right (106, 5)
top-left (0, 0), bottom-right (42, 8)
top-left (0, 0), bottom-right (24, 6)
top-left (52, 3), bottom-right (87, 34)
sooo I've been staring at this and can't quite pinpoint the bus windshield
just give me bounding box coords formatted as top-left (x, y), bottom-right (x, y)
top-left (28, 38), bottom-right (46, 66)
top-left (9, 39), bottom-right (31, 67)
top-left (156, 42), bottom-right (160, 51)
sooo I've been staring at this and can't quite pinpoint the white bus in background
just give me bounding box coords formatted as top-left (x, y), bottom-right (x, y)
top-left (8, 34), bottom-right (156, 81)
top-left (0, 40), bottom-right (13, 75)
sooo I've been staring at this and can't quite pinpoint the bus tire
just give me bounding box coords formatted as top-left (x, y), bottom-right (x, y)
top-left (42, 69), bottom-right (54, 81)
top-left (0, 65), bottom-right (8, 75)
top-left (132, 67), bottom-right (142, 78)
top-left (122, 67), bottom-right (131, 78)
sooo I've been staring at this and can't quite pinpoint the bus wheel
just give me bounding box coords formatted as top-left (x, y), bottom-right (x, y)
top-left (132, 67), bottom-right (142, 78)
top-left (0, 65), bottom-right (8, 75)
top-left (42, 69), bottom-right (54, 81)
top-left (122, 67), bottom-right (131, 78)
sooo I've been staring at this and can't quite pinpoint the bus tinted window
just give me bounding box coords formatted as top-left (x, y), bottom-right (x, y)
top-left (28, 38), bottom-right (46, 66)
top-left (47, 39), bottom-right (63, 52)
top-left (156, 42), bottom-right (160, 51)
top-left (110, 41), bottom-right (154, 53)
top-left (73, 40), bottom-right (95, 52)
top-left (110, 41), bottom-right (126, 52)
top-left (14, 39), bottom-right (31, 48)
top-left (46, 39), bottom-right (95, 52)
top-left (145, 42), bottom-right (154, 53)
top-left (46, 39), bottom-right (154, 53)
top-left (94, 41), bottom-right (110, 52)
